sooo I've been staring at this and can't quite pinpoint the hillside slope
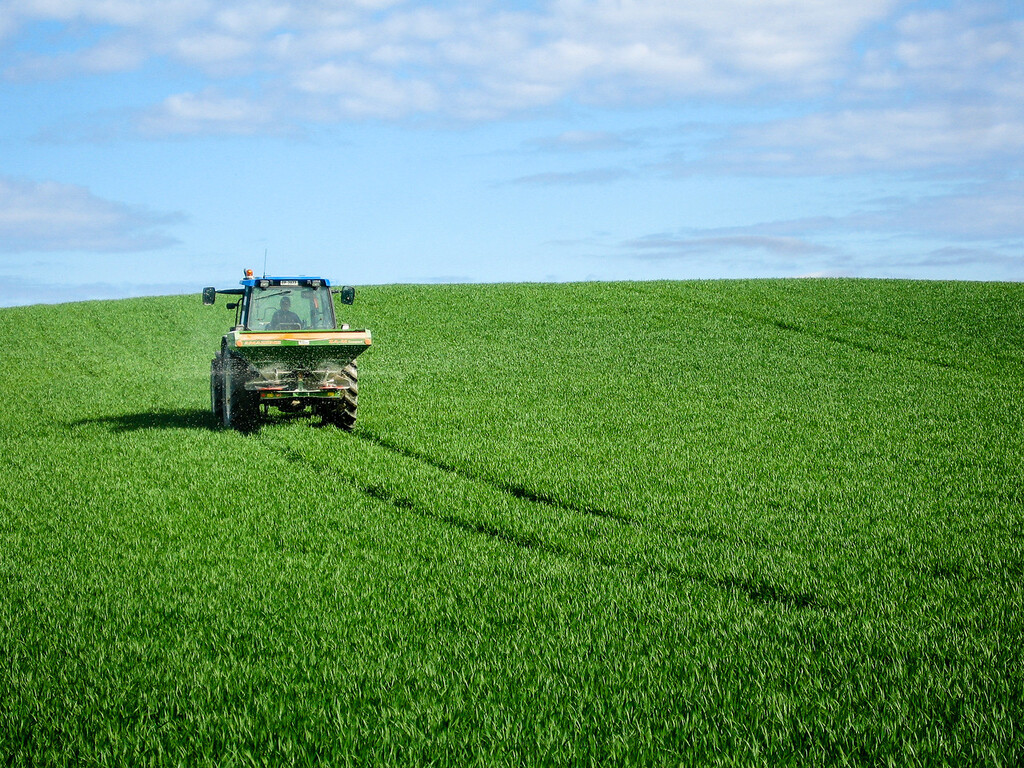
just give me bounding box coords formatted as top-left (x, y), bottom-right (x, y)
top-left (1, 279), bottom-right (1022, 765)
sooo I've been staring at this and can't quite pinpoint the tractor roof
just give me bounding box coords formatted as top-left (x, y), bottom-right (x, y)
top-left (239, 275), bottom-right (332, 288)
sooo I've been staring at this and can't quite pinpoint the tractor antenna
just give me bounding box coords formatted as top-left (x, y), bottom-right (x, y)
top-left (262, 248), bottom-right (268, 278)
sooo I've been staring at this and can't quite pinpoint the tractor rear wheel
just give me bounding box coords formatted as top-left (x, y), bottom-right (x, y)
top-left (323, 360), bottom-right (358, 430)
top-left (222, 355), bottom-right (259, 432)
top-left (210, 356), bottom-right (224, 421)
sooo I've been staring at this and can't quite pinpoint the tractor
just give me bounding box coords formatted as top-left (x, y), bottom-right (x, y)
top-left (203, 269), bottom-right (372, 431)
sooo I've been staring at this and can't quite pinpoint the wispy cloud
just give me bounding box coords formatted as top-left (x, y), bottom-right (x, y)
top-left (867, 182), bottom-right (1024, 241)
top-left (510, 167), bottom-right (633, 186)
top-left (729, 184), bottom-right (1024, 243)
top-left (623, 233), bottom-right (836, 260)
top-left (0, 177), bottom-right (183, 253)
top-left (910, 247), bottom-right (1023, 270)
top-left (615, 180), bottom-right (1024, 278)
top-left (526, 130), bottom-right (636, 153)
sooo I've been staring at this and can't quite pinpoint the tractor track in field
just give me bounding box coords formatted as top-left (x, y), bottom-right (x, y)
top-left (68, 414), bottom-right (827, 612)
top-left (273, 429), bottom-right (631, 528)
top-left (366, 478), bottom-right (823, 611)
top-left (275, 442), bottom-right (579, 557)
top-left (275, 439), bottom-right (825, 612)
top-left (705, 301), bottom-right (982, 374)
top-left (70, 409), bottom-right (622, 528)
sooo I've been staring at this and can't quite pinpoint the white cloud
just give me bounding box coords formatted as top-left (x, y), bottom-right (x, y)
top-left (172, 32), bottom-right (255, 68)
top-left (858, 4), bottom-right (1024, 97)
top-left (293, 63), bottom-right (439, 118)
top-left (1, 0), bottom-right (900, 127)
top-left (212, 2), bottom-right (291, 37)
top-left (631, 3), bottom-right (1024, 179)
top-left (724, 105), bottom-right (1024, 173)
top-left (137, 89), bottom-right (272, 135)
top-left (0, 177), bottom-right (182, 252)
top-left (76, 37), bottom-right (147, 72)
top-left (550, 0), bottom-right (896, 85)
top-left (2, 0), bottom-right (1021, 179)
top-left (6, 0), bottom-right (210, 37)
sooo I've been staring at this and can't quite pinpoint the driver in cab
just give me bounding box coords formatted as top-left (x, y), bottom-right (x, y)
top-left (270, 296), bottom-right (302, 330)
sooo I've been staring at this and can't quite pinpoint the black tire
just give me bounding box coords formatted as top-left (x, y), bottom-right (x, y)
top-left (210, 356), bottom-right (224, 421)
top-left (223, 355), bottom-right (259, 432)
top-left (323, 359), bottom-right (358, 430)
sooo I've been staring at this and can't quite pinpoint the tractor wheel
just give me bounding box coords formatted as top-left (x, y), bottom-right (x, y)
top-left (222, 356), bottom-right (259, 432)
top-left (323, 360), bottom-right (358, 430)
top-left (210, 356), bottom-right (224, 421)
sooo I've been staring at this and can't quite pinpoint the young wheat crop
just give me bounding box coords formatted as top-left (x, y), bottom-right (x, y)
top-left (1, 280), bottom-right (1021, 765)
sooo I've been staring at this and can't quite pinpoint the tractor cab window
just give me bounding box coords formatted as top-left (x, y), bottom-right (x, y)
top-left (246, 283), bottom-right (336, 331)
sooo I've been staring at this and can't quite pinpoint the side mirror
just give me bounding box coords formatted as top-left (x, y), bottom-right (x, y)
top-left (337, 286), bottom-right (356, 305)
top-left (226, 302), bottom-right (238, 310)
top-left (202, 287), bottom-right (216, 305)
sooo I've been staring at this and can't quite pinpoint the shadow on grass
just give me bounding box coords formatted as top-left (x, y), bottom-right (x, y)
top-left (716, 575), bottom-right (819, 610)
top-left (71, 408), bottom-right (220, 432)
top-left (360, 481), bottom-right (565, 555)
top-left (71, 407), bottom-right (333, 434)
top-left (354, 428), bottom-right (633, 525)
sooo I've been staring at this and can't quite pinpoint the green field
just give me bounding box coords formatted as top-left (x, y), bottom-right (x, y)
top-left (1, 279), bottom-right (1022, 766)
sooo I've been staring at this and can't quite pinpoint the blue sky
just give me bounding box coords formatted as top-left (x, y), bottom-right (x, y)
top-left (1, 0), bottom-right (1021, 306)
